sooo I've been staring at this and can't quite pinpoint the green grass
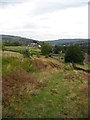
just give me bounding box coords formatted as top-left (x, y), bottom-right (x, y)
top-left (76, 63), bottom-right (88, 70)
top-left (4, 46), bottom-right (41, 55)
top-left (2, 55), bottom-right (36, 77)
top-left (3, 69), bottom-right (88, 118)
top-left (2, 48), bottom-right (88, 118)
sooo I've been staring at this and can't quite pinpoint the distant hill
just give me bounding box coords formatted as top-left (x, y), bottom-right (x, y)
top-left (1, 35), bottom-right (88, 46)
top-left (45, 39), bottom-right (88, 46)
top-left (2, 35), bottom-right (42, 45)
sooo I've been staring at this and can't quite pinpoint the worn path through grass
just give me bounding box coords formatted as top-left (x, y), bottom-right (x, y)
top-left (2, 51), bottom-right (88, 118)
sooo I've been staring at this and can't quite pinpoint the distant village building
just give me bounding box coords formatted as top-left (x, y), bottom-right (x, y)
top-left (38, 45), bottom-right (41, 48)
top-left (60, 51), bottom-right (62, 53)
top-left (30, 43), bottom-right (37, 47)
top-left (31, 43), bottom-right (36, 46)
top-left (27, 43), bottom-right (41, 48)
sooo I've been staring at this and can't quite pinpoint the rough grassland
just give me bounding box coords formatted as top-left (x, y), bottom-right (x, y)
top-left (2, 51), bottom-right (88, 118)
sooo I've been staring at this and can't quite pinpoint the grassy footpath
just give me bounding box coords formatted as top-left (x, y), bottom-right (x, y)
top-left (2, 51), bottom-right (88, 118)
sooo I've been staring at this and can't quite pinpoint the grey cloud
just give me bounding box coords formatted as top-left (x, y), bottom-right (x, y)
top-left (23, 23), bottom-right (51, 30)
top-left (0, 0), bottom-right (28, 7)
top-left (23, 24), bottom-right (37, 29)
top-left (0, 0), bottom-right (88, 40)
top-left (0, 0), bottom-right (26, 3)
top-left (0, 0), bottom-right (88, 9)
top-left (34, 1), bottom-right (88, 15)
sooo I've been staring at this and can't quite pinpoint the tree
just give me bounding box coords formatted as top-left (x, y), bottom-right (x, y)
top-left (12, 41), bottom-right (21, 46)
top-left (41, 43), bottom-right (53, 55)
top-left (54, 45), bottom-right (61, 54)
top-left (4, 41), bottom-right (21, 46)
top-left (65, 45), bottom-right (84, 64)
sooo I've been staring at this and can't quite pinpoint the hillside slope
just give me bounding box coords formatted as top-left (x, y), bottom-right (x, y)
top-left (2, 35), bottom-right (41, 45)
top-left (1, 35), bottom-right (88, 46)
top-left (45, 39), bottom-right (88, 46)
top-left (2, 51), bottom-right (88, 118)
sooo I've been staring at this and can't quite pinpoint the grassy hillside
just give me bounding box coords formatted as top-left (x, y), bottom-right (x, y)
top-left (45, 39), bottom-right (88, 46)
top-left (2, 35), bottom-right (88, 46)
top-left (2, 35), bottom-right (41, 45)
top-left (2, 46), bottom-right (88, 118)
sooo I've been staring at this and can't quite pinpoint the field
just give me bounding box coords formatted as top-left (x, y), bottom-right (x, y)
top-left (4, 46), bottom-right (41, 55)
top-left (2, 46), bottom-right (88, 118)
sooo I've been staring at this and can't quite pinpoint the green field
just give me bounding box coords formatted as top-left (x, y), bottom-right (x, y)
top-left (4, 46), bottom-right (41, 55)
top-left (2, 46), bottom-right (88, 118)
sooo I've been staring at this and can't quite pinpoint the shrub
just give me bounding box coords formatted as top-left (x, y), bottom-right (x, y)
top-left (36, 53), bottom-right (40, 58)
top-left (45, 55), bottom-right (49, 58)
top-left (23, 63), bottom-right (35, 72)
top-left (54, 45), bottom-right (61, 54)
top-left (41, 43), bottom-right (53, 55)
top-left (21, 49), bottom-right (31, 58)
top-left (65, 45), bottom-right (84, 64)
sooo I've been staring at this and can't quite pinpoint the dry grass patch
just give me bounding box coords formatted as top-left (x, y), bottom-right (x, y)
top-left (65, 63), bottom-right (73, 70)
top-left (31, 58), bottom-right (48, 71)
top-left (76, 70), bottom-right (88, 81)
top-left (64, 73), bottom-right (76, 82)
top-left (3, 51), bottom-right (22, 58)
top-left (31, 57), bottom-right (64, 72)
top-left (2, 70), bottom-right (36, 106)
top-left (47, 61), bottom-right (63, 70)
top-left (35, 80), bottom-right (48, 90)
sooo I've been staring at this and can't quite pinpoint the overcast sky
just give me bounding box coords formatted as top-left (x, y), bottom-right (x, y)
top-left (0, 0), bottom-right (88, 41)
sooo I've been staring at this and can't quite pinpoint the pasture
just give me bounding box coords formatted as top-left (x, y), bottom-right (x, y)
top-left (2, 46), bottom-right (88, 118)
